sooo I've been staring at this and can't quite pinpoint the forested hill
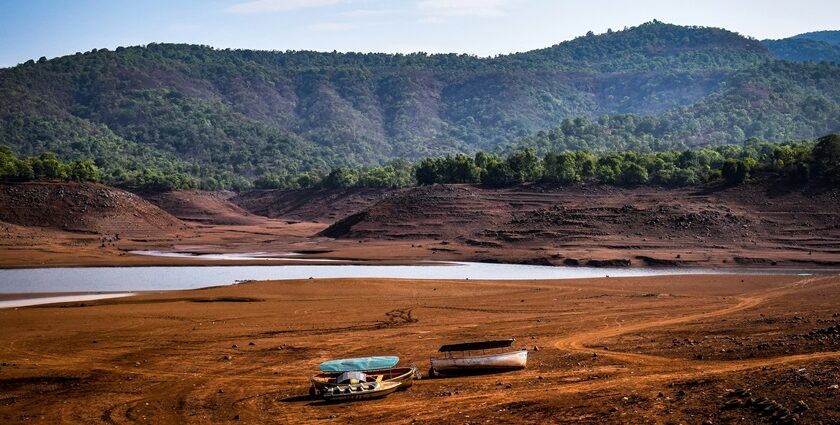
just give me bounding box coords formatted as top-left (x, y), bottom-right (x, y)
top-left (1, 21), bottom-right (840, 190)
top-left (762, 30), bottom-right (840, 63)
top-left (793, 31), bottom-right (840, 46)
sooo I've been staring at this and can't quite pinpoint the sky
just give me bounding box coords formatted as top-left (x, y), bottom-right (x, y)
top-left (1, 0), bottom-right (839, 67)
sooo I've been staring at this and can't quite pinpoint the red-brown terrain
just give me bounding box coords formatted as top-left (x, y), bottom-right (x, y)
top-left (1, 180), bottom-right (839, 268)
top-left (1, 180), bottom-right (840, 424)
top-left (1, 275), bottom-right (839, 423)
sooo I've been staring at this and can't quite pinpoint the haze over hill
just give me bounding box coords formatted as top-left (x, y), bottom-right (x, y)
top-left (762, 30), bottom-right (840, 63)
top-left (1, 21), bottom-right (839, 189)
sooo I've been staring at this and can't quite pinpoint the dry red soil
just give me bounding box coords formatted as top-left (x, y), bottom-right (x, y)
top-left (1, 181), bottom-right (840, 423)
top-left (1, 275), bottom-right (839, 423)
top-left (2, 181), bottom-right (838, 268)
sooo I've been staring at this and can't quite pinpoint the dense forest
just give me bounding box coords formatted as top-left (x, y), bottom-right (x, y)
top-left (0, 145), bottom-right (101, 183)
top-left (762, 30), bottom-right (840, 63)
top-left (182, 135), bottom-right (840, 190)
top-left (2, 22), bottom-right (840, 191)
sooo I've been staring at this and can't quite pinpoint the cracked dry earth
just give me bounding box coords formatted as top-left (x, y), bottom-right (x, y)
top-left (1, 274), bottom-right (839, 424)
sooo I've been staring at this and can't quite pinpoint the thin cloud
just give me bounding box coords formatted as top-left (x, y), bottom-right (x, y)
top-left (308, 22), bottom-right (357, 32)
top-left (417, 0), bottom-right (512, 18)
top-left (342, 9), bottom-right (394, 17)
top-left (227, 0), bottom-right (344, 14)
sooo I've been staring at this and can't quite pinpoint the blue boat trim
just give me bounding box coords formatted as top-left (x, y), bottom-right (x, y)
top-left (319, 356), bottom-right (400, 372)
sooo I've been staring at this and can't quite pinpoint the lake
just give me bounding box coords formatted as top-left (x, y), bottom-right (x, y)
top-left (0, 261), bottom-right (805, 295)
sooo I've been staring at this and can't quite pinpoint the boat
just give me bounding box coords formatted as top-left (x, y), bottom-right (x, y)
top-left (309, 356), bottom-right (418, 398)
top-left (317, 356), bottom-right (400, 372)
top-left (429, 338), bottom-right (528, 376)
top-left (310, 366), bottom-right (418, 393)
top-left (321, 380), bottom-right (402, 402)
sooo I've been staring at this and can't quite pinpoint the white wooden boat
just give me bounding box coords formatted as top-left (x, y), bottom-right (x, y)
top-left (321, 380), bottom-right (401, 402)
top-left (430, 339), bottom-right (527, 376)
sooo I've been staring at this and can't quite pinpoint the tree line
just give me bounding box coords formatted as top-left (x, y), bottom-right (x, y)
top-left (306, 135), bottom-right (838, 189)
top-left (3, 135), bottom-right (838, 191)
top-left (0, 146), bottom-right (102, 183)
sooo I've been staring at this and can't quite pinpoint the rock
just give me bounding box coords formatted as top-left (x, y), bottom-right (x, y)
top-left (248, 342), bottom-right (255, 346)
top-left (218, 389), bottom-right (224, 393)
top-left (723, 399), bottom-right (743, 409)
top-left (223, 355), bottom-right (233, 361)
top-left (829, 384), bottom-right (839, 390)
top-left (232, 344), bottom-right (238, 348)
top-left (533, 346), bottom-right (540, 351)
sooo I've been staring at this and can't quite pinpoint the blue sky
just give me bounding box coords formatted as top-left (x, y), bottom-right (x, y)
top-left (1, 0), bottom-right (839, 67)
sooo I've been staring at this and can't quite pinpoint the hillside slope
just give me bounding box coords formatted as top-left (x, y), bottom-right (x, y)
top-left (0, 182), bottom-right (186, 235)
top-left (312, 182), bottom-right (840, 267)
top-left (2, 22), bottom-right (840, 188)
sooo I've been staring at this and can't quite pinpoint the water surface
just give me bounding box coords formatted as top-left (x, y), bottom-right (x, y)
top-left (0, 262), bottom-right (744, 294)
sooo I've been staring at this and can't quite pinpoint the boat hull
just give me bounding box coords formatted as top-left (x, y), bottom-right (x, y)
top-left (431, 350), bottom-right (527, 375)
top-left (321, 381), bottom-right (401, 402)
top-left (310, 366), bottom-right (417, 392)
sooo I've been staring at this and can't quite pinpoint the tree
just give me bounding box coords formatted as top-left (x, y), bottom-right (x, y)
top-left (812, 134), bottom-right (840, 182)
top-left (506, 150), bottom-right (543, 184)
top-left (415, 158), bottom-right (440, 185)
top-left (482, 161), bottom-right (517, 187)
top-left (618, 162), bottom-right (649, 186)
top-left (543, 152), bottom-right (579, 184)
top-left (722, 159), bottom-right (749, 185)
top-left (67, 159), bottom-right (101, 182)
top-left (323, 167), bottom-right (358, 188)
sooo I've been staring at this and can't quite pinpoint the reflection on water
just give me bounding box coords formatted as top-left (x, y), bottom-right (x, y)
top-left (130, 250), bottom-right (339, 262)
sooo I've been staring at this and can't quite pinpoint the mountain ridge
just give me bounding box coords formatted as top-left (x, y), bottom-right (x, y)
top-left (1, 21), bottom-right (839, 190)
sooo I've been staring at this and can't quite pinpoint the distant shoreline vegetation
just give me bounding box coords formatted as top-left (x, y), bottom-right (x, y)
top-left (3, 135), bottom-right (837, 191)
top-left (262, 134), bottom-right (840, 189)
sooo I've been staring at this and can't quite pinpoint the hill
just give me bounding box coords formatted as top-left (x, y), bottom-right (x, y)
top-left (762, 38), bottom-right (840, 63)
top-left (0, 182), bottom-right (185, 235)
top-left (2, 21), bottom-right (840, 190)
top-left (793, 30), bottom-right (840, 46)
top-left (311, 182), bottom-right (840, 267)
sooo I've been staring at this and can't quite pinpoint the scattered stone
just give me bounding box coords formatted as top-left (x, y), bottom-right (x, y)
top-left (218, 389), bottom-right (224, 394)
top-left (248, 342), bottom-right (255, 346)
top-left (232, 344), bottom-right (238, 348)
top-left (533, 346), bottom-right (540, 351)
top-left (223, 355), bottom-right (233, 361)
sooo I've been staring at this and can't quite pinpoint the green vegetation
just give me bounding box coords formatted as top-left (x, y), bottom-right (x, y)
top-left (1, 21), bottom-right (839, 191)
top-left (763, 38), bottom-right (840, 63)
top-left (0, 145), bottom-right (101, 183)
top-left (260, 135), bottom-right (837, 189)
top-left (761, 30), bottom-right (840, 64)
top-left (6, 136), bottom-right (838, 191)
top-left (414, 136), bottom-right (837, 188)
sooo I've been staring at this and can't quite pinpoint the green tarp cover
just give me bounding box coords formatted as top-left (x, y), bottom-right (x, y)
top-left (319, 356), bottom-right (399, 372)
